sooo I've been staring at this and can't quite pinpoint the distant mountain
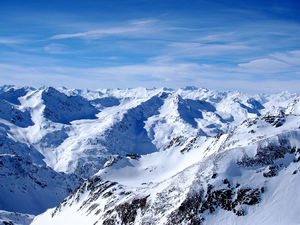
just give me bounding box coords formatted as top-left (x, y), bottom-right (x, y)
top-left (0, 85), bottom-right (299, 224)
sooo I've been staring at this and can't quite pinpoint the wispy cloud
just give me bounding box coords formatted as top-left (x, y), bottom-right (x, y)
top-left (130, 19), bottom-right (157, 25)
top-left (169, 42), bottom-right (253, 56)
top-left (0, 38), bottom-right (22, 45)
top-left (238, 58), bottom-right (289, 73)
top-left (271, 50), bottom-right (300, 65)
top-left (50, 19), bottom-right (158, 40)
top-left (50, 27), bottom-right (140, 40)
top-left (237, 50), bottom-right (300, 74)
top-left (44, 43), bottom-right (68, 54)
top-left (196, 32), bottom-right (236, 42)
top-left (149, 41), bottom-right (255, 63)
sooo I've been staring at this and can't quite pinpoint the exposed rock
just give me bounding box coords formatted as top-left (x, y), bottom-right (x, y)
top-left (115, 196), bottom-right (148, 224)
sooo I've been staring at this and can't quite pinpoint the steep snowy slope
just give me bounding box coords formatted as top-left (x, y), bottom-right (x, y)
top-left (0, 85), bottom-right (299, 220)
top-left (32, 113), bottom-right (300, 225)
top-left (0, 210), bottom-right (34, 225)
top-left (42, 87), bottom-right (99, 124)
top-left (0, 120), bottom-right (82, 215)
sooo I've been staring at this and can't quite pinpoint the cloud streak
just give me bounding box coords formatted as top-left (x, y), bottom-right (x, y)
top-left (43, 43), bottom-right (69, 54)
top-left (167, 42), bottom-right (254, 58)
top-left (0, 38), bottom-right (22, 45)
top-left (50, 27), bottom-right (141, 39)
top-left (237, 50), bottom-right (300, 74)
top-left (238, 58), bottom-right (289, 73)
top-left (50, 19), bottom-right (158, 40)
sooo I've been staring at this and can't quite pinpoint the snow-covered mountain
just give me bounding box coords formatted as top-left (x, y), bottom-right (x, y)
top-left (0, 85), bottom-right (300, 224)
top-left (32, 113), bottom-right (300, 225)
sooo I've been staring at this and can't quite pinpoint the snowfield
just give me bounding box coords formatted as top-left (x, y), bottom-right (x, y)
top-left (0, 85), bottom-right (300, 225)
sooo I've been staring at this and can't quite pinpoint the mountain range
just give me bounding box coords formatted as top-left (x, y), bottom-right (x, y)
top-left (0, 85), bottom-right (299, 225)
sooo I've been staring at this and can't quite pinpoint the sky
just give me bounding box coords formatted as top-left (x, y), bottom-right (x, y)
top-left (0, 0), bottom-right (300, 93)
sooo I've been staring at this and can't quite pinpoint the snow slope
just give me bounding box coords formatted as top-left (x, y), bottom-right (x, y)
top-left (0, 85), bottom-right (299, 223)
top-left (0, 210), bottom-right (34, 225)
top-left (0, 119), bottom-right (81, 215)
top-left (32, 113), bottom-right (300, 225)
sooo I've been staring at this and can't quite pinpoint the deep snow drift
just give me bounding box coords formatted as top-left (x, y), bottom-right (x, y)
top-left (0, 85), bottom-right (299, 224)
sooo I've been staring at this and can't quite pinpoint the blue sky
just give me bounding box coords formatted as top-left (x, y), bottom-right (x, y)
top-left (0, 0), bottom-right (300, 93)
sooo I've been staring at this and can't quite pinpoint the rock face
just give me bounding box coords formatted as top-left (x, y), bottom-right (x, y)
top-left (1, 85), bottom-right (300, 224)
